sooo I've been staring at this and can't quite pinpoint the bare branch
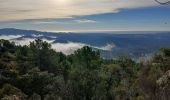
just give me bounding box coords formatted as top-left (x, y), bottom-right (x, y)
top-left (155, 0), bottom-right (170, 5)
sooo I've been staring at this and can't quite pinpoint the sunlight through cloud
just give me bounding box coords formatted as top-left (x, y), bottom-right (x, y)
top-left (0, 0), bottom-right (158, 20)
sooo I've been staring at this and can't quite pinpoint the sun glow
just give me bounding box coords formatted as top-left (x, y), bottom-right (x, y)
top-left (0, 0), bottom-right (158, 20)
top-left (55, 0), bottom-right (70, 5)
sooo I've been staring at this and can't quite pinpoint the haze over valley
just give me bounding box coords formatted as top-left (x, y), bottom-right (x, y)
top-left (1, 28), bottom-right (170, 59)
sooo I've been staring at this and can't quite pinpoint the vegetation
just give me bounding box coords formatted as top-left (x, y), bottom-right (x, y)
top-left (0, 39), bottom-right (169, 100)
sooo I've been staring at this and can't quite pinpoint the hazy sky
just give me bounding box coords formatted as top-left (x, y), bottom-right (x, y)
top-left (0, 0), bottom-right (170, 32)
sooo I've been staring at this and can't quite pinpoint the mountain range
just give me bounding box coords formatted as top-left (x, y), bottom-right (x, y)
top-left (0, 28), bottom-right (170, 59)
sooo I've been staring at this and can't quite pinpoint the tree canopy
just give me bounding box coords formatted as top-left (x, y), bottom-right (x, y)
top-left (0, 39), bottom-right (169, 100)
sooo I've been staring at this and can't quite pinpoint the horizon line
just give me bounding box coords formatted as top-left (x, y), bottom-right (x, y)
top-left (1, 28), bottom-right (170, 33)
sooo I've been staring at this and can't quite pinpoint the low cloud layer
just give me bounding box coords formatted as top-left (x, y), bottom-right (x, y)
top-left (0, 35), bottom-right (116, 55)
top-left (0, 0), bottom-right (158, 20)
top-left (0, 35), bottom-right (22, 40)
top-left (52, 42), bottom-right (86, 55)
top-left (94, 44), bottom-right (116, 51)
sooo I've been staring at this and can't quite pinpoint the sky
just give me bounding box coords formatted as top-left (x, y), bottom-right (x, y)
top-left (0, 0), bottom-right (170, 32)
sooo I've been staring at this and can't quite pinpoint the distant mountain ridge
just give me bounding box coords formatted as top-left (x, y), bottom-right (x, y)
top-left (0, 28), bottom-right (57, 36)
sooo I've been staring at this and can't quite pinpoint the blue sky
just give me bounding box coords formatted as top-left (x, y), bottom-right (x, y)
top-left (0, 0), bottom-right (170, 32)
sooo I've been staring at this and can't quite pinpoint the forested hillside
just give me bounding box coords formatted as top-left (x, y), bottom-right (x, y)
top-left (0, 39), bottom-right (169, 100)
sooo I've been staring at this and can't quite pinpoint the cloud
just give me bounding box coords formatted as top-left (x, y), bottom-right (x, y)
top-left (0, 35), bottom-right (83, 54)
top-left (31, 34), bottom-right (44, 37)
top-left (9, 19), bottom-right (97, 25)
top-left (0, 35), bottom-right (23, 40)
top-left (94, 44), bottom-right (116, 51)
top-left (12, 38), bottom-right (35, 46)
top-left (74, 19), bottom-right (97, 23)
top-left (11, 38), bottom-right (55, 46)
top-left (51, 42), bottom-right (86, 55)
top-left (0, 34), bottom-right (116, 54)
top-left (51, 42), bottom-right (116, 55)
top-left (31, 21), bottom-right (68, 24)
top-left (0, 0), bottom-right (158, 20)
top-left (0, 35), bottom-right (55, 46)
